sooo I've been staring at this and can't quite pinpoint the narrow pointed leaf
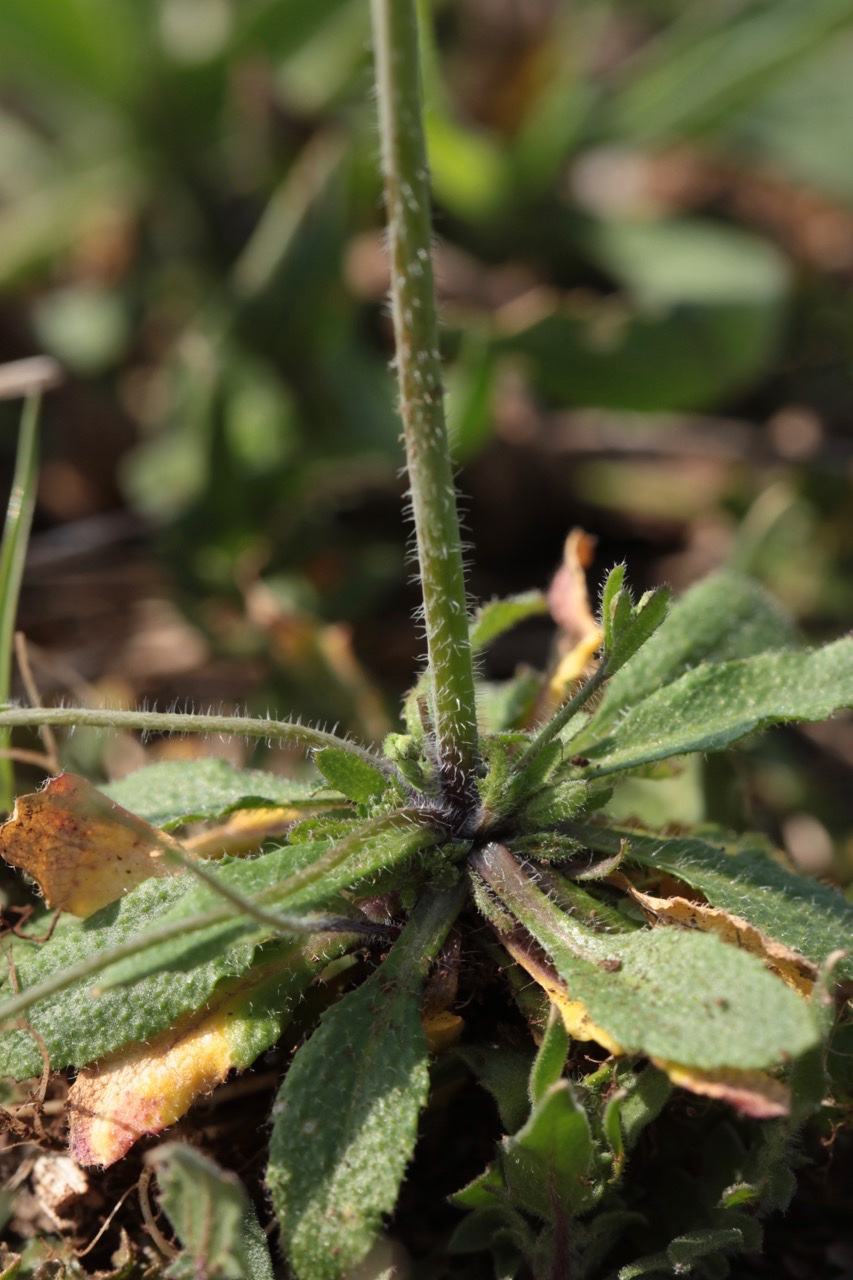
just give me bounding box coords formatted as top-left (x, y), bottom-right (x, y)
top-left (528, 1004), bottom-right (569, 1106)
top-left (588, 572), bottom-right (796, 739)
top-left (600, 564), bottom-right (627, 655)
top-left (578, 640), bottom-right (853, 773)
top-left (267, 886), bottom-right (464, 1280)
top-left (565, 821), bottom-right (853, 981)
top-left (606, 586), bottom-right (671, 674)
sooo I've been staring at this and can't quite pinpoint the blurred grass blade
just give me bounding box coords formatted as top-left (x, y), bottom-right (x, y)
top-left (606, 0), bottom-right (853, 143)
top-left (0, 358), bottom-right (61, 810)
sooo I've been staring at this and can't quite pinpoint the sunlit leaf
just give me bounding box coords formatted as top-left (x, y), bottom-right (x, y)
top-left (97, 809), bottom-right (439, 992)
top-left (68, 935), bottom-right (346, 1165)
top-left (267, 887), bottom-right (463, 1280)
top-left (472, 845), bottom-right (819, 1074)
top-left (613, 875), bottom-right (817, 994)
top-left (0, 773), bottom-right (182, 917)
top-left (103, 758), bottom-right (333, 829)
top-left (500, 1080), bottom-right (596, 1221)
top-left (578, 640), bottom-right (853, 774)
top-left (314, 747), bottom-right (387, 802)
top-left (528, 1004), bottom-right (569, 1106)
top-left (587, 571), bottom-right (797, 739)
top-left (0, 841), bottom-right (335, 1078)
top-left (565, 821), bottom-right (853, 982)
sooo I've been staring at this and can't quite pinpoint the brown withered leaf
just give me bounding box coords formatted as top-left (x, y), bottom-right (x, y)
top-left (0, 773), bottom-right (183, 918)
top-left (656, 1060), bottom-right (790, 1119)
top-left (612, 874), bottom-right (818, 996)
top-left (545, 529), bottom-right (603, 706)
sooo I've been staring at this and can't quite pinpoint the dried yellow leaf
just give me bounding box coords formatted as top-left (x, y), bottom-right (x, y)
top-left (546, 528), bottom-right (603, 706)
top-left (0, 773), bottom-right (183, 918)
top-left (614, 875), bottom-right (818, 995)
top-left (656, 1060), bottom-right (790, 1118)
top-left (68, 1001), bottom-right (240, 1167)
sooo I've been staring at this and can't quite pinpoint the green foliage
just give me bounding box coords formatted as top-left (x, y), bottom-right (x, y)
top-left (102, 758), bottom-right (336, 827)
top-left (588, 570), bottom-right (798, 735)
top-left (473, 843), bottom-right (818, 1071)
top-left (578, 639), bottom-right (853, 774)
top-left (148, 1144), bottom-right (274, 1280)
top-left (566, 822), bottom-right (853, 981)
top-left (1, 2), bottom-right (853, 1278)
top-left (267, 887), bottom-right (461, 1280)
top-left (314, 746), bottom-right (388, 802)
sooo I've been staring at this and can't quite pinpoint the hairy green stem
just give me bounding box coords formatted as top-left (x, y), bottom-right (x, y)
top-left (516, 662), bottom-right (610, 774)
top-left (0, 705), bottom-right (391, 772)
top-left (370, 0), bottom-right (478, 805)
top-left (163, 846), bottom-right (385, 939)
top-left (381, 877), bottom-right (468, 986)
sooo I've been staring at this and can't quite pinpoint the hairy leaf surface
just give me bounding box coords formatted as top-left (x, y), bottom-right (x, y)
top-left (267, 887), bottom-right (463, 1280)
top-left (98, 811), bottom-right (439, 989)
top-left (473, 845), bottom-right (819, 1071)
top-left (500, 1080), bottom-right (596, 1221)
top-left (103, 758), bottom-right (333, 828)
top-left (0, 838), bottom-right (351, 1077)
top-left (69, 937), bottom-right (345, 1165)
top-left (588, 572), bottom-right (796, 738)
top-left (566, 821), bottom-right (853, 981)
top-left (578, 641), bottom-right (853, 772)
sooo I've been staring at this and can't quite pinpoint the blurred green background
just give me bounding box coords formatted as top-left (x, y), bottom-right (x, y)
top-left (1, 0), bottom-right (852, 873)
